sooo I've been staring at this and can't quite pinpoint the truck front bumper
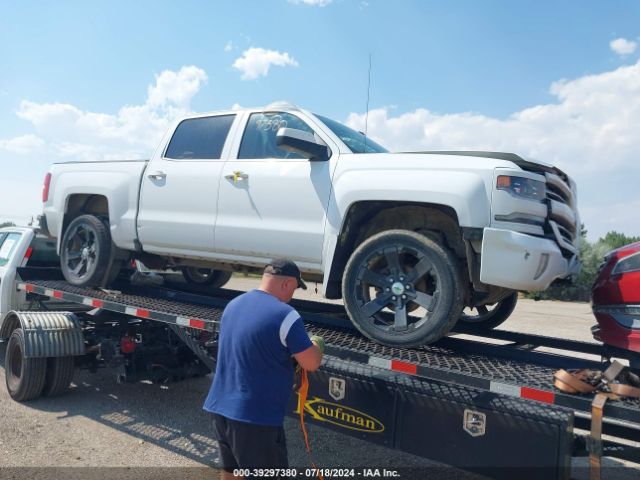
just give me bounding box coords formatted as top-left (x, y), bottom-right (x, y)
top-left (479, 227), bottom-right (580, 292)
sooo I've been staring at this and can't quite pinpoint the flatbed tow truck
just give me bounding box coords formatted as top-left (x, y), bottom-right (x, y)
top-left (1, 230), bottom-right (639, 480)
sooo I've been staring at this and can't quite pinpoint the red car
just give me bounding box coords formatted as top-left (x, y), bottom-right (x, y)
top-left (592, 241), bottom-right (640, 367)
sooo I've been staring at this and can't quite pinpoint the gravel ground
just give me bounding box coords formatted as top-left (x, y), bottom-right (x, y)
top-left (0, 276), bottom-right (638, 479)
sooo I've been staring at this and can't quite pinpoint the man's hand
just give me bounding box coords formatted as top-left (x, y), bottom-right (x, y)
top-left (310, 335), bottom-right (325, 356)
top-left (293, 335), bottom-right (324, 372)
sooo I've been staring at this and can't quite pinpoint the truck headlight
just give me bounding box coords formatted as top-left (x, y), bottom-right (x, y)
top-left (497, 175), bottom-right (546, 202)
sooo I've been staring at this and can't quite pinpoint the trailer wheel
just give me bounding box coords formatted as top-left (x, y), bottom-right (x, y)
top-left (181, 267), bottom-right (232, 289)
top-left (342, 230), bottom-right (463, 347)
top-left (5, 328), bottom-right (47, 402)
top-left (42, 356), bottom-right (75, 397)
top-left (60, 214), bottom-right (114, 287)
top-left (457, 292), bottom-right (518, 332)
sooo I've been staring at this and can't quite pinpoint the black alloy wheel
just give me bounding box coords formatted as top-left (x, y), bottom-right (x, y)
top-left (60, 215), bottom-right (113, 286)
top-left (343, 230), bottom-right (463, 347)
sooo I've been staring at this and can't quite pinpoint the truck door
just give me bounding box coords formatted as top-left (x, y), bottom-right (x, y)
top-left (0, 228), bottom-right (34, 321)
top-left (137, 114), bottom-right (238, 255)
top-left (214, 111), bottom-right (334, 265)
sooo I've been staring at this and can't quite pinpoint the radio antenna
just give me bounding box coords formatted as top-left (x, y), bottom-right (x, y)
top-left (364, 53), bottom-right (372, 152)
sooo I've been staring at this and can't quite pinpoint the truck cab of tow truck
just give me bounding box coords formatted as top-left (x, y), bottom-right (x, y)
top-left (0, 226), bottom-right (58, 324)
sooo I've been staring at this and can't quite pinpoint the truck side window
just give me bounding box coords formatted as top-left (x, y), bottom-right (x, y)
top-left (238, 112), bottom-right (314, 159)
top-left (165, 115), bottom-right (236, 160)
top-left (0, 232), bottom-right (22, 267)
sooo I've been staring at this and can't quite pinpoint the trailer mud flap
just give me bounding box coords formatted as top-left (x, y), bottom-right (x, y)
top-left (289, 356), bottom-right (573, 480)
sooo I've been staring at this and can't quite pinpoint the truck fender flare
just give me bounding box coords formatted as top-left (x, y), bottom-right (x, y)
top-left (0, 311), bottom-right (85, 358)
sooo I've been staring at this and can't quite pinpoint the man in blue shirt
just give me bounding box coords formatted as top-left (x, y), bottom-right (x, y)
top-left (203, 258), bottom-right (323, 479)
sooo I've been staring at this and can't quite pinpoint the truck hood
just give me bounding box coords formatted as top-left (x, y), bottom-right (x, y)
top-left (402, 150), bottom-right (569, 180)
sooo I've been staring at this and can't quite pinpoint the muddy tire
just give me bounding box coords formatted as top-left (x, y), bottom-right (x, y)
top-left (42, 356), bottom-right (75, 397)
top-left (5, 328), bottom-right (47, 402)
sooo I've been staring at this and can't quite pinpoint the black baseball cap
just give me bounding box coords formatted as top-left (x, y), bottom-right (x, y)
top-left (264, 258), bottom-right (307, 290)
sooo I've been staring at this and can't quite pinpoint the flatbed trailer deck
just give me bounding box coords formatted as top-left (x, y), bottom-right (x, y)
top-left (8, 270), bottom-right (640, 479)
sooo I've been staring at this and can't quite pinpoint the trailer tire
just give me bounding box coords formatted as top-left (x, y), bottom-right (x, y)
top-left (60, 214), bottom-right (114, 287)
top-left (5, 328), bottom-right (47, 402)
top-left (181, 267), bottom-right (232, 289)
top-left (42, 356), bottom-right (75, 397)
top-left (457, 292), bottom-right (518, 332)
top-left (343, 230), bottom-right (463, 347)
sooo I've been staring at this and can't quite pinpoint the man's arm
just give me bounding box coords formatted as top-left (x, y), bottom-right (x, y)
top-left (285, 314), bottom-right (323, 372)
top-left (293, 342), bottom-right (322, 372)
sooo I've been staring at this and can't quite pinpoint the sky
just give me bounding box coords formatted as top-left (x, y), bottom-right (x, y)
top-left (0, 0), bottom-right (639, 241)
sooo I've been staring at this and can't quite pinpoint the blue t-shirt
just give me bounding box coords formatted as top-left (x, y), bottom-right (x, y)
top-left (203, 289), bottom-right (312, 426)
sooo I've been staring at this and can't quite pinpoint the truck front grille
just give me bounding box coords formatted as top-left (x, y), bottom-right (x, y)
top-left (545, 172), bottom-right (579, 258)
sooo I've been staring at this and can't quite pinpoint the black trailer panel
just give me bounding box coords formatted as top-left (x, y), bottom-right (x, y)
top-left (290, 357), bottom-right (573, 480)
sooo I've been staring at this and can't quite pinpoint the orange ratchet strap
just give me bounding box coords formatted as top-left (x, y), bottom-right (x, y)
top-left (297, 369), bottom-right (324, 480)
top-left (553, 361), bottom-right (640, 480)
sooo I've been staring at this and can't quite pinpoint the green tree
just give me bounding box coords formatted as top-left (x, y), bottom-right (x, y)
top-left (527, 228), bottom-right (640, 302)
top-left (599, 231), bottom-right (640, 250)
top-left (0, 221), bottom-right (15, 228)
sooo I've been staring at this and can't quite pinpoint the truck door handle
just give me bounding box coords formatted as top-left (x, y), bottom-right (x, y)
top-left (147, 171), bottom-right (167, 180)
top-left (225, 171), bottom-right (249, 182)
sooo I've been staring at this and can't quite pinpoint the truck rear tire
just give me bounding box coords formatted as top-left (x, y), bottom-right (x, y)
top-left (5, 328), bottom-right (47, 402)
top-left (42, 356), bottom-right (75, 397)
top-left (181, 267), bottom-right (232, 289)
top-left (457, 292), bottom-right (518, 332)
top-left (60, 214), bottom-right (114, 287)
top-left (342, 230), bottom-right (463, 347)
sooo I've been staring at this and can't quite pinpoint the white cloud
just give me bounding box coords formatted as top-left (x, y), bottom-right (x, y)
top-left (0, 177), bottom-right (44, 227)
top-left (232, 48), bottom-right (298, 80)
top-left (610, 37), bottom-right (637, 56)
top-left (11, 66), bottom-right (208, 161)
top-left (346, 60), bottom-right (640, 240)
top-left (0, 66), bottom-right (209, 222)
top-left (0, 134), bottom-right (45, 155)
top-left (287, 0), bottom-right (333, 6)
top-left (224, 41), bottom-right (234, 52)
top-left (146, 66), bottom-right (208, 110)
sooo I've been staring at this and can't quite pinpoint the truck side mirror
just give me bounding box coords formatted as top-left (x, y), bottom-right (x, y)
top-left (276, 128), bottom-right (330, 161)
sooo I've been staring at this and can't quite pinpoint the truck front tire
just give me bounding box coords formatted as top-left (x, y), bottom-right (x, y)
top-left (5, 328), bottom-right (47, 402)
top-left (342, 230), bottom-right (463, 347)
top-left (60, 214), bottom-right (115, 287)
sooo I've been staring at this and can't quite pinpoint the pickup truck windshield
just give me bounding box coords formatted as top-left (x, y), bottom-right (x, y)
top-left (315, 114), bottom-right (388, 154)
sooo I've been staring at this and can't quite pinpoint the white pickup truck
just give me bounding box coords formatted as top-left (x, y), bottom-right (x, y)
top-left (41, 102), bottom-right (580, 347)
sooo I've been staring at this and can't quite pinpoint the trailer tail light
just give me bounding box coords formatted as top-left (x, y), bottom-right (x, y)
top-left (120, 336), bottom-right (137, 354)
top-left (20, 247), bottom-right (33, 267)
top-left (42, 173), bottom-right (52, 203)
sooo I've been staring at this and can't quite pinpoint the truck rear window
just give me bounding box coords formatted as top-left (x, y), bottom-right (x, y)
top-left (0, 232), bottom-right (21, 266)
top-left (165, 115), bottom-right (235, 160)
